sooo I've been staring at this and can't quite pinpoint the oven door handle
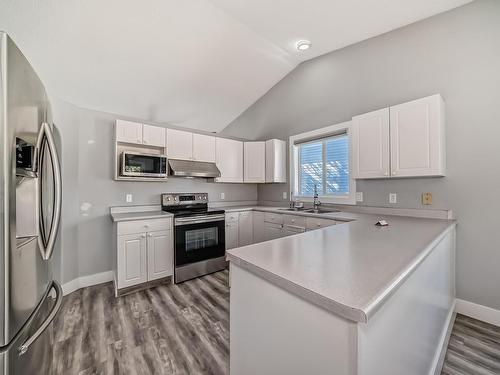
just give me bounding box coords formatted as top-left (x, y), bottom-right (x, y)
top-left (175, 214), bottom-right (225, 226)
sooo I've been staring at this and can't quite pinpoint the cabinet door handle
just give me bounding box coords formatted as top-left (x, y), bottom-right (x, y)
top-left (141, 234), bottom-right (146, 238)
top-left (148, 233), bottom-right (153, 237)
top-left (392, 171), bottom-right (397, 175)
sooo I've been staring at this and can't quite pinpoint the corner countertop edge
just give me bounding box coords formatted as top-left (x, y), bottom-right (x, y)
top-left (227, 253), bottom-right (368, 323)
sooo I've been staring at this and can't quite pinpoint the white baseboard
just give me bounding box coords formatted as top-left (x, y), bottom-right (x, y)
top-left (455, 298), bottom-right (500, 327)
top-left (62, 270), bottom-right (114, 296)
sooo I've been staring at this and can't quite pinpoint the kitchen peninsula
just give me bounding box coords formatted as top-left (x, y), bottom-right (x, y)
top-left (227, 212), bottom-right (456, 375)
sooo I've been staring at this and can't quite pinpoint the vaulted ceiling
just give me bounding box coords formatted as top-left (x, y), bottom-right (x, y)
top-left (0, 0), bottom-right (471, 132)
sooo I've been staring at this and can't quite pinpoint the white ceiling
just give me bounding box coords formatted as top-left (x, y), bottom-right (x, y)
top-left (0, 0), bottom-right (471, 132)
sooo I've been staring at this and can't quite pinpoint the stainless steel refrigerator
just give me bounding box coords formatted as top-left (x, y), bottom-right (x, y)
top-left (0, 32), bottom-right (63, 374)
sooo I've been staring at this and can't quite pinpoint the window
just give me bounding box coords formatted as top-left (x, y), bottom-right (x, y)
top-left (290, 121), bottom-right (355, 205)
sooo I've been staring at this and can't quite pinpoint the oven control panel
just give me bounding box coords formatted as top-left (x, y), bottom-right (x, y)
top-left (162, 193), bottom-right (208, 206)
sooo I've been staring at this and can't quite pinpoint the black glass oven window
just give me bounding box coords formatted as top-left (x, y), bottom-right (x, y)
top-left (185, 227), bottom-right (219, 251)
top-left (125, 154), bottom-right (162, 174)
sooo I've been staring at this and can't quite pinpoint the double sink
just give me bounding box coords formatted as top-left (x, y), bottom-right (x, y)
top-left (279, 207), bottom-right (341, 214)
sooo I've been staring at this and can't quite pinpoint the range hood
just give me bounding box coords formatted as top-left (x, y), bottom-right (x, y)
top-left (168, 159), bottom-right (221, 178)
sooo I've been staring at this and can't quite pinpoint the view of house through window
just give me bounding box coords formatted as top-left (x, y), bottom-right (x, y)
top-left (297, 133), bottom-right (349, 197)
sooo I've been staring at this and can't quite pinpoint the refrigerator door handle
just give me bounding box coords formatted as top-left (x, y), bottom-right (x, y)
top-left (18, 280), bottom-right (63, 356)
top-left (36, 122), bottom-right (62, 260)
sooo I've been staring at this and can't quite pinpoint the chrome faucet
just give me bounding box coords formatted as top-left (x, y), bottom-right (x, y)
top-left (313, 184), bottom-right (321, 211)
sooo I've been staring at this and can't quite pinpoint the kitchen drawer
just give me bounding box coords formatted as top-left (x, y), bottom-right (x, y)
top-left (226, 212), bottom-right (239, 223)
top-left (117, 218), bottom-right (172, 235)
top-left (306, 217), bottom-right (336, 231)
top-left (264, 212), bottom-right (283, 225)
top-left (238, 211), bottom-right (252, 219)
top-left (283, 214), bottom-right (306, 227)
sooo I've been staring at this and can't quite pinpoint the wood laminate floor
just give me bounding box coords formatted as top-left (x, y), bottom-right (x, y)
top-left (441, 314), bottom-right (500, 375)
top-left (53, 271), bottom-right (500, 375)
top-left (52, 271), bottom-right (229, 375)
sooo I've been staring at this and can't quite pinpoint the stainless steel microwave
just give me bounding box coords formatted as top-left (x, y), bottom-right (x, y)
top-left (121, 151), bottom-right (168, 178)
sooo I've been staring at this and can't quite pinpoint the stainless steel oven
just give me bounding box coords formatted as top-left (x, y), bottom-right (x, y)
top-left (121, 151), bottom-right (167, 178)
top-left (162, 193), bottom-right (226, 283)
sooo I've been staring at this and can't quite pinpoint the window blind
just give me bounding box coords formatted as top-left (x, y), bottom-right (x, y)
top-left (297, 133), bottom-right (349, 196)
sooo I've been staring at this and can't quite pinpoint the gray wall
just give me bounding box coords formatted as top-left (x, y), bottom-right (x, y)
top-left (222, 0), bottom-right (500, 310)
top-left (51, 99), bottom-right (257, 284)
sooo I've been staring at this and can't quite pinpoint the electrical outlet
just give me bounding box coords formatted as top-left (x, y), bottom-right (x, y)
top-left (422, 192), bottom-right (433, 205)
top-left (282, 192), bottom-right (287, 200)
top-left (126, 194), bottom-right (133, 203)
top-left (389, 193), bottom-right (397, 204)
top-left (355, 192), bottom-right (363, 202)
top-left (220, 192), bottom-right (225, 200)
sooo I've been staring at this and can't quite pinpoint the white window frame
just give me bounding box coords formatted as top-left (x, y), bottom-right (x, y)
top-left (289, 121), bottom-right (356, 205)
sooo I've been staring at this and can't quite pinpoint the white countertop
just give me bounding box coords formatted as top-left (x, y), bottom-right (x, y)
top-left (226, 208), bottom-right (456, 323)
top-left (110, 210), bottom-right (173, 222)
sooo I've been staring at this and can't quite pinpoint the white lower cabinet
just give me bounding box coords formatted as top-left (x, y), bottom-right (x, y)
top-left (117, 233), bottom-right (147, 289)
top-left (238, 211), bottom-right (254, 246)
top-left (147, 230), bottom-right (174, 281)
top-left (226, 210), bottom-right (341, 247)
top-left (283, 224), bottom-right (306, 236)
top-left (252, 211), bottom-right (266, 244)
top-left (225, 220), bottom-right (239, 250)
top-left (305, 217), bottom-right (337, 231)
top-left (263, 223), bottom-right (285, 241)
top-left (115, 218), bottom-right (173, 293)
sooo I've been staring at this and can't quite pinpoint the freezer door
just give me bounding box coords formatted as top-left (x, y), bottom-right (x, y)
top-left (0, 281), bottom-right (62, 375)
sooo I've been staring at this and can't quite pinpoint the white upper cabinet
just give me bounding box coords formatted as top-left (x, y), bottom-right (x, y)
top-left (142, 124), bottom-right (165, 147)
top-left (167, 129), bottom-right (193, 160)
top-left (390, 94), bottom-right (445, 177)
top-left (352, 94), bottom-right (445, 179)
top-left (352, 108), bottom-right (390, 179)
top-left (116, 120), bottom-right (143, 144)
top-left (265, 139), bottom-right (287, 183)
top-left (167, 129), bottom-right (217, 163)
top-left (193, 133), bottom-right (216, 163)
top-left (244, 142), bottom-right (266, 183)
top-left (116, 120), bottom-right (165, 148)
top-left (216, 138), bottom-right (244, 183)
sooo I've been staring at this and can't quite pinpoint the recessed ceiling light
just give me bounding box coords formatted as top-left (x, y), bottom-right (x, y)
top-left (296, 40), bottom-right (312, 51)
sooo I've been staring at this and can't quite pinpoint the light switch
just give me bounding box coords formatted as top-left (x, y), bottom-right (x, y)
top-left (220, 192), bottom-right (225, 200)
top-left (282, 192), bottom-right (287, 200)
top-left (126, 194), bottom-right (133, 203)
top-left (356, 192), bottom-right (363, 202)
top-left (389, 193), bottom-right (397, 204)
